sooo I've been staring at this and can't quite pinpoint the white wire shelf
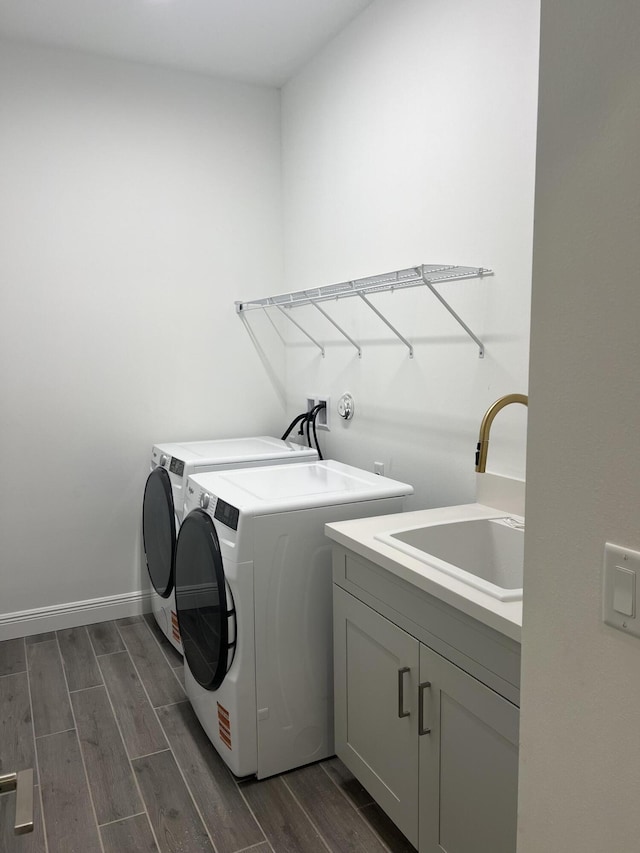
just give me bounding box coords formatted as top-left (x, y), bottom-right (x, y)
top-left (235, 264), bottom-right (492, 358)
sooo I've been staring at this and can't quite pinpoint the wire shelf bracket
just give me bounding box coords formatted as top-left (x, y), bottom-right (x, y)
top-left (358, 291), bottom-right (414, 358)
top-left (311, 299), bottom-right (362, 358)
top-left (235, 264), bottom-right (492, 358)
top-left (274, 305), bottom-right (325, 357)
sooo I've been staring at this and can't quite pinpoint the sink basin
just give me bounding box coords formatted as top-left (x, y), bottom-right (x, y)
top-left (374, 516), bottom-right (524, 601)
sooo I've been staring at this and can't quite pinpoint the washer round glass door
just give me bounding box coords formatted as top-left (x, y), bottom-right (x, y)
top-left (142, 467), bottom-right (176, 598)
top-left (175, 508), bottom-right (236, 691)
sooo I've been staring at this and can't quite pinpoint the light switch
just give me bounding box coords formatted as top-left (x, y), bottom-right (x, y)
top-left (603, 542), bottom-right (640, 637)
top-left (613, 566), bottom-right (635, 616)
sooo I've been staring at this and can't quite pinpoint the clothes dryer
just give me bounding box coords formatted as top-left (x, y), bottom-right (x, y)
top-left (175, 460), bottom-right (413, 779)
top-left (142, 437), bottom-right (318, 652)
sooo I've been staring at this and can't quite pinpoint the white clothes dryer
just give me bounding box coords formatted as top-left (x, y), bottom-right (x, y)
top-left (175, 460), bottom-right (413, 779)
top-left (142, 437), bottom-right (318, 652)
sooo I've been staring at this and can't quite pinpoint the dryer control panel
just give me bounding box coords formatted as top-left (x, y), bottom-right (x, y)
top-left (190, 487), bottom-right (240, 532)
top-left (214, 499), bottom-right (239, 531)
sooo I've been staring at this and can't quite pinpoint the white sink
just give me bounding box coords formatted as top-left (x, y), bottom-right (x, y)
top-left (374, 516), bottom-right (524, 602)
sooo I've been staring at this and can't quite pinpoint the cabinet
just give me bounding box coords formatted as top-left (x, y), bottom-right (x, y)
top-left (333, 549), bottom-right (520, 853)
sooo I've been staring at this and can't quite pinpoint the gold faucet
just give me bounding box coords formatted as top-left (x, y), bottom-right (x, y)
top-left (475, 393), bottom-right (528, 473)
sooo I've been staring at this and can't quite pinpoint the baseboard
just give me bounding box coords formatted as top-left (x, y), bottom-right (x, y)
top-left (0, 590), bottom-right (153, 641)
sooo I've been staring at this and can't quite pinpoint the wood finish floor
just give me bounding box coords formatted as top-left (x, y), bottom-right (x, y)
top-left (0, 614), bottom-right (416, 853)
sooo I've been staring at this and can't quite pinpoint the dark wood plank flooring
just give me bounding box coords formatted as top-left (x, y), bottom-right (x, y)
top-left (0, 617), bottom-right (416, 852)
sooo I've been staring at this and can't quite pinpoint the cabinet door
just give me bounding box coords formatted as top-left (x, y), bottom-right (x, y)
top-left (334, 587), bottom-right (420, 846)
top-left (419, 643), bottom-right (519, 853)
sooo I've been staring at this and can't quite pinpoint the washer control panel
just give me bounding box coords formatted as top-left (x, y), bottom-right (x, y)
top-left (169, 457), bottom-right (185, 477)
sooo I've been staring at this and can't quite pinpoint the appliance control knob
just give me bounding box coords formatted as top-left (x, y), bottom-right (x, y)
top-left (159, 454), bottom-right (169, 467)
top-left (200, 492), bottom-right (210, 510)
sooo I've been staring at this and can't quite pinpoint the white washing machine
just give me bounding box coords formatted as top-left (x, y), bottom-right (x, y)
top-left (175, 460), bottom-right (413, 779)
top-left (142, 437), bottom-right (318, 652)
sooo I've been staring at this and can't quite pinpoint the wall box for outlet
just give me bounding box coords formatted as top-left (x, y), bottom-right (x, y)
top-left (306, 395), bottom-right (330, 431)
top-left (603, 542), bottom-right (640, 638)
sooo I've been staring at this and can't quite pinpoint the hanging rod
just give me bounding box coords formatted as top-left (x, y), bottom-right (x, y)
top-left (235, 264), bottom-right (492, 358)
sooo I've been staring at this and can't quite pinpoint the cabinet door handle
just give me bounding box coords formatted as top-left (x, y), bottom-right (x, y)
top-left (0, 769), bottom-right (34, 834)
top-left (418, 681), bottom-right (432, 735)
top-left (397, 667), bottom-right (410, 718)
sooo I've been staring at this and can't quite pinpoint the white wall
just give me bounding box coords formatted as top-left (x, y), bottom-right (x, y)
top-left (0, 40), bottom-right (284, 626)
top-left (279, 0), bottom-right (539, 509)
top-left (518, 2), bottom-right (640, 850)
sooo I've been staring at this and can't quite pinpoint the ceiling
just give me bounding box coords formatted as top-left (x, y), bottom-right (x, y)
top-left (0, 0), bottom-right (374, 86)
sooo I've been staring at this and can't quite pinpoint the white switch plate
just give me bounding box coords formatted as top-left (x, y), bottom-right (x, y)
top-left (603, 542), bottom-right (640, 638)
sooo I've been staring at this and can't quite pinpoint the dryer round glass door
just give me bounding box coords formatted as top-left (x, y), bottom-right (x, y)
top-left (175, 508), bottom-right (236, 691)
top-left (142, 467), bottom-right (177, 598)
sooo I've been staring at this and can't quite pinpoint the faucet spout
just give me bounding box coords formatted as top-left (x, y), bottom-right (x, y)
top-left (475, 393), bottom-right (528, 473)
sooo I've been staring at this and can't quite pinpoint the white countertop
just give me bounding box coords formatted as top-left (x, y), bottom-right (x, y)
top-left (326, 502), bottom-right (522, 643)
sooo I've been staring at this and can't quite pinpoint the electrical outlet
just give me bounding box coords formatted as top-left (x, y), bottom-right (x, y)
top-left (306, 395), bottom-right (331, 431)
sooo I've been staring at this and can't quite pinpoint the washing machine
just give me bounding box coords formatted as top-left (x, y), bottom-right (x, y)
top-left (175, 460), bottom-right (413, 779)
top-left (142, 437), bottom-right (318, 652)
